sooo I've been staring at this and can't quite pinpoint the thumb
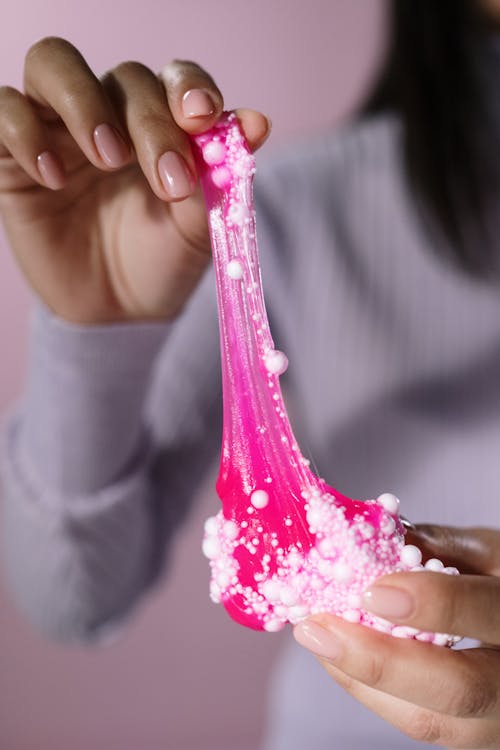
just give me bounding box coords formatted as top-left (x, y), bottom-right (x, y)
top-left (234, 108), bottom-right (272, 153)
top-left (407, 524), bottom-right (500, 576)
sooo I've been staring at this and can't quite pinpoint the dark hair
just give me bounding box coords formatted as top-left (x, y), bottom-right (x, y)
top-left (362, 0), bottom-right (499, 276)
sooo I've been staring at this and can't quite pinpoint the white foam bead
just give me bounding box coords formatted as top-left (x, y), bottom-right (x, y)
top-left (359, 522), bottom-right (375, 539)
top-left (372, 621), bottom-right (392, 633)
top-left (228, 202), bottom-right (249, 226)
top-left (318, 537), bottom-right (335, 557)
top-left (234, 156), bottom-right (252, 177)
top-left (288, 604), bottom-right (309, 620)
top-left (202, 537), bottom-right (221, 559)
top-left (264, 349), bottom-right (289, 375)
top-left (273, 605), bottom-right (289, 618)
top-left (280, 586), bottom-right (300, 607)
top-left (377, 492), bottom-right (400, 515)
top-left (223, 520), bottom-right (239, 540)
top-left (347, 592), bottom-right (363, 609)
top-left (262, 579), bottom-right (281, 602)
top-left (306, 507), bottom-right (324, 528)
top-left (202, 140), bottom-right (226, 165)
top-left (432, 633), bottom-right (451, 647)
top-left (380, 515), bottom-right (396, 536)
top-left (212, 166), bottom-right (231, 188)
top-left (391, 626), bottom-right (415, 639)
top-left (331, 561), bottom-right (354, 584)
top-left (317, 559), bottom-right (337, 579)
top-left (343, 609), bottom-right (361, 623)
top-left (400, 544), bottom-right (422, 567)
top-left (251, 489), bottom-right (269, 509)
top-left (424, 558), bottom-right (445, 572)
top-left (415, 631), bottom-right (434, 642)
top-left (226, 259), bottom-right (244, 279)
top-left (215, 571), bottom-right (231, 588)
top-left (264, 618), bottom-right (285, 633)
top-left (204, 516), bottom-right (219, 535)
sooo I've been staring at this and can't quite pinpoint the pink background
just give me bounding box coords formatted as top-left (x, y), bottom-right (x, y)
top-left (0, 2), bottom-right (386, 748)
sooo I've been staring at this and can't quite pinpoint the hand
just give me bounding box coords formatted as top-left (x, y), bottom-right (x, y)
top-left (294, 525), bottom-right (500, 748)
top-left (0, 37), bottom-right (270, 323)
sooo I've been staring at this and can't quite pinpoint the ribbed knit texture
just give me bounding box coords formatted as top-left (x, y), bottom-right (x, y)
top-left (2, 114), bottom-right (500, 748)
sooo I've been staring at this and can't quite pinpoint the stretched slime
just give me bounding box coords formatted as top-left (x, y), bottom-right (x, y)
top-left (192, 113), bottom-right (460, 646)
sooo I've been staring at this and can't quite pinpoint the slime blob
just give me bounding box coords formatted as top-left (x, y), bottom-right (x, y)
top-left (192, 114), bottom-right (460, 646)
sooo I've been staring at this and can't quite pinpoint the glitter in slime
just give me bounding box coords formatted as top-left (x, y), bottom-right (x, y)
top-left (191, 113), bottom-right (460, 646)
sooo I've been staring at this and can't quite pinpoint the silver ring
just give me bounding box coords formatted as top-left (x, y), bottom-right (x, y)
top-left (400, 515), bottom-right (416, 531)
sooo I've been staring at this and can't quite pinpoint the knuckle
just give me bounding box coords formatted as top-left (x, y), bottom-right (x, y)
top-left (434, 580), bottom-right (459, 632)
top-left (171, 58), bottom-right (205, 73)
top-left (134, 106), bottom-right (173, 133)
top-left (360, 656), bottom-right (385, 690)
top-left (0, 86), bottom-right (21, 109)
top-left (164, 59), bottom-right (214, 87)
top-left (113, 60), bottom-right (155, 82)
top-left (406, 710), bottom-right (444, 744)
top-left (450, 676), bottom-right (496, 718)
top-left (26, 36), bottom-right (71, 64)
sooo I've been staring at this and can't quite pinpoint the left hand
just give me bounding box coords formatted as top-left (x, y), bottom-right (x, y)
top-left (294, 525), bottom-right (500, 748)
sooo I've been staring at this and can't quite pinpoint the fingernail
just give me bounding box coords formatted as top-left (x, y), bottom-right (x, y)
top-left (362, 586), bottom-right (415, 619)
top-left (37, 151), bottom-right (66, 189)
top-left (182, 89), bottom-right (215, 118)
top-left (93, 124), bottom-right (129, 168)
top-left (158, 151), bottom-right (194, 199)
top-left (294, 621), bottom-right (343, 661)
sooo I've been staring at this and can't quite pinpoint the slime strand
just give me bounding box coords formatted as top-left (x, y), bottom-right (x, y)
top-left (192, 113), bottom-right (460, 646)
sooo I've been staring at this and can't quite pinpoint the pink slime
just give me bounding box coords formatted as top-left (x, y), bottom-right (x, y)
top-left (192, 113), bottom-right (460, 646)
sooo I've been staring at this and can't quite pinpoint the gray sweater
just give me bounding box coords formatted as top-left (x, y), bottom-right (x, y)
top-left (3, 114), bottom-right (500, 749)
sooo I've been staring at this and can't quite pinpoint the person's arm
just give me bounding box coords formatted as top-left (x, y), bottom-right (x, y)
top-left (1, 266), bottom-right (221, 642)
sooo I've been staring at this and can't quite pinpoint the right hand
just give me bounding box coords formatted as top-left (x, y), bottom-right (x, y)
top-left (0, 37), bottom-right (270, 324)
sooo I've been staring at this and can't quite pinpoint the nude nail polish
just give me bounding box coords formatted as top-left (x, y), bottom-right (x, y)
top-left (93, 124), bottom-right (129, 168)
top-left (37, 151), bottom-right (66, 190)
top-left (362, 586), bottom-right (415, 619)
top-left (182, 89), bottom-right (215, 118)
top-left (294, 621), bottom-right (343, 661)
top-left (158, 151), bottom-right (194, 199)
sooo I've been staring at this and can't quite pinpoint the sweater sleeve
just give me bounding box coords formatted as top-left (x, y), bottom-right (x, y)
top-left (0, 266), bottom-right (222, 643)
top-left (0, 153), bottom-right (292, 644)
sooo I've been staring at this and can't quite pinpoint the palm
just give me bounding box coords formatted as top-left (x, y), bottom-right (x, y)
top-left (0, 124), bottom-right (210, 323)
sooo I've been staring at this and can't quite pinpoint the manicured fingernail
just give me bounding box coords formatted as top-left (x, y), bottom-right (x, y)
top-left (182, 89), bottom-right (215, 118)
top-left (37, 151), bottom-right (66, 189)
top-left (294, 621), bottom-right (343, 661)
top-left (158, 151), bottom-right (194, 199)
top-left (362, 586), bottom-right (415, 619)
top-left (93, 124), bottom-right (129, 168)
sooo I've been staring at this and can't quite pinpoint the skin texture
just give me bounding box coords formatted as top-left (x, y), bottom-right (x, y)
top-left (0, 37), bottom-right (270, 324)
top-left (294, 525), bottom-right (500, 748)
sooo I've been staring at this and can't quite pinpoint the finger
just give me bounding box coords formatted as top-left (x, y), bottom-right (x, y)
top-left (408, 524), bottom-right (500, 576)
top-left (363, 570), bottom-right (500, 644)
top-left (160, 59), bottom-right (223, 135)
top-left (0, 86), bottom-right (65, 189)
top-left (234, 108), bottom-right (272, 153)
top-left (160, 60), bottom-right (271, 152)
top-left (102, 62), bottom-right (197, 201)
top-left (24, 37), bottom-right (130, 170)
top-left (319, 660), bottom-right (500, 748)
top-left (294, 617), bottom-right (500, 719)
